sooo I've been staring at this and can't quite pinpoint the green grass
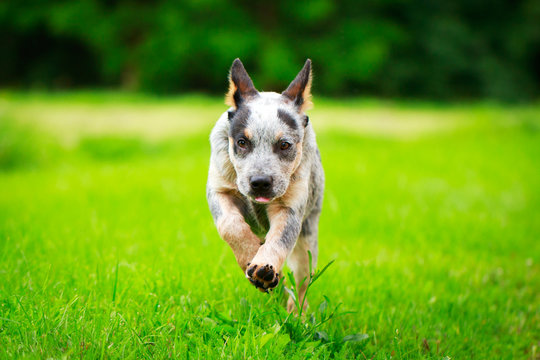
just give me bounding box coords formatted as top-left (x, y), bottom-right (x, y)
top-left (0, 93), bottom-right (539, 359)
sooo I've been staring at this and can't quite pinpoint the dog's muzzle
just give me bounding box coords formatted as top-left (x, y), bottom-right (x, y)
top-left (249, 175), bottom-right (274, 202)
top-left (250, 175), bottom-right (272, 192)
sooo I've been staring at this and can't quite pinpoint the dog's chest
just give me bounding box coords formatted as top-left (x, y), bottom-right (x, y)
top-left (243, 201), bottom-right (270, 239)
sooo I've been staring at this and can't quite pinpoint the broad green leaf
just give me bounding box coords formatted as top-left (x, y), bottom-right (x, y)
top-left (343, 333), bottom-right (369, 343)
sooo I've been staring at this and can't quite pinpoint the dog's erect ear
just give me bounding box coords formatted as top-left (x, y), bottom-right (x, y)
top-left (282, 59), bottom-right (313, 112)
top-left (225, 58), bottom-right (259, 108)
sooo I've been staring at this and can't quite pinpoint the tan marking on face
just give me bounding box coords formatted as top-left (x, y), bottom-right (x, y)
top-left (244, 128), bottom-right (253, 139)
top-left (275, 131), bottom-right (284, 141)
top-left (277, 141), bottom-right (303, 181)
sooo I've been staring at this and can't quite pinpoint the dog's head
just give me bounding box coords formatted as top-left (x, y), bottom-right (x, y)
top-left (225, 58), bottom-right (313, 204)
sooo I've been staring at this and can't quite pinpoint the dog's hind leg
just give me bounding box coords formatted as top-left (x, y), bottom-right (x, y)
top-left (286, 211), bottom-right (319, 313)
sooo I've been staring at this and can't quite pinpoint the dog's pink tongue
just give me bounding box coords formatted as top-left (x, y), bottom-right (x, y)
top-left (255, 197), bottom-right (271, 203)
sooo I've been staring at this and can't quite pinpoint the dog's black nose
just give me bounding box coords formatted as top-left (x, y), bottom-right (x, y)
top-left (250, 176), bottom-right (273, 191)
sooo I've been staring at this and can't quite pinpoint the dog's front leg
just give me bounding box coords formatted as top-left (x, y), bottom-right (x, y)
top-left (246, 204), bottom-right (302, 292)
top-left (208, 190), bottom-right (261, 272)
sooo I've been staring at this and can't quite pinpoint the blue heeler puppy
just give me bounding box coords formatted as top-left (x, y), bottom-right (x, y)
top-left (206, 58), bottom-right (324, 312)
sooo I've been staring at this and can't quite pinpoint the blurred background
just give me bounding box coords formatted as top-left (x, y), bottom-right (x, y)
top-left (1, 1), bottom-right (540, 358)
top-left (2, 0), bottom-right (540, 101)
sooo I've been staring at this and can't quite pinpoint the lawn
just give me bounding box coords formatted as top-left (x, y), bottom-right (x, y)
top-left (0, 93), bottom-right (539, 359)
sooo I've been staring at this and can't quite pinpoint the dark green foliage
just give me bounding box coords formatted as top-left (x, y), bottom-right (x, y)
top-left (1, 0), bottom-right (539, 100)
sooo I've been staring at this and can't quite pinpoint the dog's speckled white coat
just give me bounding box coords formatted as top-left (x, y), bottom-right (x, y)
top-left (206, 60), bottom-right (324, 311)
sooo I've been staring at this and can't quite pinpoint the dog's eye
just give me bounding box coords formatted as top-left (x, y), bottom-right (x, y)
top-left (237, 139), bottom-right (247, 148)
top-left (280, 141), bottom-right (291, 150)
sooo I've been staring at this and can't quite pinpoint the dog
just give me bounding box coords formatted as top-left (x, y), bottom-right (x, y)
top-left (206, 58), bottom-right (324, 312)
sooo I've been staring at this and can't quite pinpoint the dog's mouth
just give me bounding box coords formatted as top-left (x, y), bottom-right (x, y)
top-left (253, 196), bottom-right (272, 204)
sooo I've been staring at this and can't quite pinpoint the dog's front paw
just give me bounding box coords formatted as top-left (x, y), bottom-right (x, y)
top-left (246, 263), bottom-right (280, 292)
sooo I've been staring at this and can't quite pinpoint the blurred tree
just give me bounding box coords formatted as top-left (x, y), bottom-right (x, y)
top-left (0, 0), bottom-right (539, 100)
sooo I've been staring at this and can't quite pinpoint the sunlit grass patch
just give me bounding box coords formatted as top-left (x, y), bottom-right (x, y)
top-left (0, 93), bottom-right (538, 359)
top-left (0, 117), bottom-right (59, 171)
top-left (79, 136), bottom-right (163, 161)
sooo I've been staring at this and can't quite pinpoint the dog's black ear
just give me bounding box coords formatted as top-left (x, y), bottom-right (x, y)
top-left (225, 58), bottom-right (258, 109)
top-left (282, 59), bottom-right (313, 112)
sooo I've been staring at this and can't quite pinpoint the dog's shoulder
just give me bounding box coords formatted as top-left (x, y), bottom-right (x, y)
top-left (210, 110), bottom-right (231, 150)
top-left (208, 110), bottom-right (237, 190)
